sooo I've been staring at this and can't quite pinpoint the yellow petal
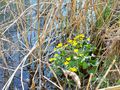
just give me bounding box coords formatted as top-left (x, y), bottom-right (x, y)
top-left (68, 39), bottom-right (73, 43)
top-left (74, 49), bottom-right (79, 53)
top-left (87, 37), bottom-right (90, 41)
top-left (72, 41), bottom-right (77, 46)
top-left (64, 44), bottom-right (68, 47)
top-left (54, 54), bottom-right (59, 57)
top-left (66, 57), bottom-right (71, 61)
top-left (69, 67), bottom-right (77, 72)
top-left (49, 58), bottom-right (56, 62)
top-left (64, 61), bottom-right (69, 65)
top-left (56, 43), bottom-right (62, 48)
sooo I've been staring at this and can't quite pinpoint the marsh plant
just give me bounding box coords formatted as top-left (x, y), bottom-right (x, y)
top-left (49, 34), bottom-right (99, 81)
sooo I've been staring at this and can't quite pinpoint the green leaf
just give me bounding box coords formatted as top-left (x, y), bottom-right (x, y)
top-left (82, 62), bottom-right (89, 69)
top-left (103, 6), bottom-right (111, 21)
top-left (79, 61), bottom-right (83, 67)
top-left (55, 69), bottom-right (63, 76)
top-left (87, 67), bottom-right (97, 74)
top-left (117, 79), bottom-right (120, 84)
top-left (85, 44), bottom-right (91, 49)
top-left (69, 61), bottom-right (76, 67)
top-left (91, 76), bottom-right (97, 82)
top-left (60, 50), bottom-right (66, 56)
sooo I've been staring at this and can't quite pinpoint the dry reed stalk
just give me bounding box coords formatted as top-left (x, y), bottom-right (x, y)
top-left (43, 76), bottom-right (62, 90)
top-left (86, 74), bottom-right (93, 90)
top-left (99, 85), bottom-right (120, 90)
top-left (96, 59), bottom-right (116, 90)
top-left (58, 67), bottom-right (81, 89)
top-left (115, 64), bottom-right (120, 76)
top-left (71, 0), bottom-right (76, 13)
top-left (37, 0), bottom-right (43, 89)
top-left (47, 63), bottom-right (63, 90)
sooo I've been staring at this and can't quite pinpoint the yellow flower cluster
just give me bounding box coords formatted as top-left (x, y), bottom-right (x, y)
top-left (50, 33), bottom-right (95, 77)
top-left (69, 67), bottom-right (77, 72)
top-left (72, 41), bottom-right (77, 46)
top-left (67, 39), bottom-right (78, 46)
top-left (56, 43), bottom-right (69, 49)
top-left (56, 34), bottom-right (85, 49)
top-left (74, 34), bottom-right (85, 40)
top-left (64, 57), bottom-right (71, 65)
top-left (52, 34), bottom-right (86, 72)
top-left (66, 34), bottom-right (85, 47)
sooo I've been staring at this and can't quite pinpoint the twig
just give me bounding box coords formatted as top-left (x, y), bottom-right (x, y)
top-left (99, 85), bottom-right (120, 90)
top-left (43, 76), bottom-right (62, 90)
top-left (115, 64), bottom-right (120, 76)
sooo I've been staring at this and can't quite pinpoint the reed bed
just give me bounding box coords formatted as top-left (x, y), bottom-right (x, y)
top-left (0, 0), bottom-right (120, 90)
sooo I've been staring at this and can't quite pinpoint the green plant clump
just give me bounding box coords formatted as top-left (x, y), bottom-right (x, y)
top-left (49, 34), bottom-right (99, 77)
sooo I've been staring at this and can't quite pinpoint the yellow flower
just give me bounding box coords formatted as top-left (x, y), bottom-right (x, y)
top-left (80, 44), bottom-right (82, 47)
top-left (54, 48), bottom-right (57, 51)
top-left (66, 57), bottom-right (71, 61)
top-left (54, 54), bottom-right (59, 57)
top-left (79, 34), bottom-right (85, 38)
top-left (74, 49), bottom-right (79, 53)
top-left (72, 41), bottom-right (77, 46)
top-left (74, 35), bottom-right (80, 40)
top-left (79, 34), bottom-right (85, 40)
top-left (69, 67), bottom-right (77, 72)
top-left (74, 34), bottom-right (85, 40)
top-left (64, 44), bottom-right (68, 47)
top-left (79, 53), bottom-right (84, 57)
top-left (56, 43), bottom-right (62, 48)
top-left (87, 37), bottom-right (90, 41)
top-left (49, 58), bottom-right (56, 62)
top-left (79, 37), bottom-right (84, 40)
top-left (67, 39), bottom-right (73, 43)
top-left (64, 61), bottom-right (69, 65)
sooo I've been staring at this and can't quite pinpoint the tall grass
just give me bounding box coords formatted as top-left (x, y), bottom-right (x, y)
top-left (0, 0), bottom-right (120, 90)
